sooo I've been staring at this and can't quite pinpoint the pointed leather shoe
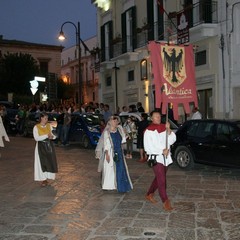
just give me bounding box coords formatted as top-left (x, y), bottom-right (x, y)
top-left (163, 199), bottom-right (174, 211)
top-left (145, 193), bottom-right (158, 204)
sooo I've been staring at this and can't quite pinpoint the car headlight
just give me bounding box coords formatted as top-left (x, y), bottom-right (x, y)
top-left (87, 126), bottom-right (99, 133)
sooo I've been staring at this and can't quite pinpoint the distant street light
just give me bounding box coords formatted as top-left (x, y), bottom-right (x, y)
top-left (58, 21), bottom-right (82, 104)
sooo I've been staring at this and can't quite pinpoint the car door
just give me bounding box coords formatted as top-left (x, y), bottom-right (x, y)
top-left (212, 123), bottom-right (240, 167)
top-left (68, 115), bottom-right (84, 142)
top-left (189, 121), bottom-right (215, 162)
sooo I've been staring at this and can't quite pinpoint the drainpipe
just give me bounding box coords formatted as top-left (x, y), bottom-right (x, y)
top-left (229, 1), bottom-right (240, 118)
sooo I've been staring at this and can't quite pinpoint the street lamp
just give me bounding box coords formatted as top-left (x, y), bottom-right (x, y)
top-left (58, 21), bottom-right (82, 104)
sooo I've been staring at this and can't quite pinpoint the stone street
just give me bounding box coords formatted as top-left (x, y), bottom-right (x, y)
top-left (0, 136), bottom-right (240, 240)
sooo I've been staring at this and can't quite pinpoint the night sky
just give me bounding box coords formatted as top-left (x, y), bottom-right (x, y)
top-left (0, 0), bottom-right (97, 48)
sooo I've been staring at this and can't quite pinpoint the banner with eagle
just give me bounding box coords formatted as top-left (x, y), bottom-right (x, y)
top-left (148, 41), bottom-right (198, 120)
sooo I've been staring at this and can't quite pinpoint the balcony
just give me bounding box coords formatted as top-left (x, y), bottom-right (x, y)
top-left (100, 1), bottom-right (218, 63)
top-left (164, 1), bottom-right (218, 42)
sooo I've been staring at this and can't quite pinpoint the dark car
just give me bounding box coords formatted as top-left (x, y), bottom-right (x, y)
top-left (172, 119), bottom-right (240, 169)
top-left (68, 113), bottom-right (103, 148)
top-left (5, 108), bottom-right (18, 134)
top-left (23, 112), bottom-right (59, 137)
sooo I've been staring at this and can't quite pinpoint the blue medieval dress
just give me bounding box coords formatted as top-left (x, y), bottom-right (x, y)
top-left (100, 126), bottom-right (133, 192)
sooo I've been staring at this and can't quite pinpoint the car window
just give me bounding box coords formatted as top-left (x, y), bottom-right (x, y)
top-left (216, 123), bottom-right (231, 141)
top-left (229, 125), bottom-right (240, 141)
top-left (195, 122), bottom-right (214, 138)
top-left (71, 115), bottom-right (82, 125)
top-left (187, 121), bottom-right (199, 137)
top-left (82, 114), bottom-right (102, 126)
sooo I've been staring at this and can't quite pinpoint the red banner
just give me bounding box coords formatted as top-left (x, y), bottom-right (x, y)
top-left (148, 41), bottom-right (198, 119)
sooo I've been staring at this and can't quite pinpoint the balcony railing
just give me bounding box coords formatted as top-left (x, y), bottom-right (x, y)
top-left (100, 1), bottom-right (218, 62)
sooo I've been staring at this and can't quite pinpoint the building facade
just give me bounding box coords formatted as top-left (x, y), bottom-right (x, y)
top-left (92, 0), bottom-right (240, 120)
top-left (0, 36), bottom-right (63, 102)
top-left (60, 36), bottom-right (100, 105)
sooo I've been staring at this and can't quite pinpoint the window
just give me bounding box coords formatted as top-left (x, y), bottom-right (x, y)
top-left (187, 121), bottom-right (199, 137)
top-left (39, 61), bottom-right (48, 76)
top-left (147, 0), bottom-right (164, 41)
top-left (195, 122), bottom-right (214, 138)
top-left (195, 50), bottom-right (207, 66)
top-left (216, 123), bottom-right (230, 141)
top-left (101, 21), bottom-right (113, 61)
top-left (122, 6), bottom-right (136, 53)
top-left (128, 70), bottom-right (134, 82)
top-left (106, 76), bottom-right (112, 86)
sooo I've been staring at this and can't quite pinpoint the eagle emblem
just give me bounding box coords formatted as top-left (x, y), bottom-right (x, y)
top-left (161, 46), bottom-right (186, 87)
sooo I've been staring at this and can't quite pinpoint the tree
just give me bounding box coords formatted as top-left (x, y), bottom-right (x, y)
top-left (0, 52), bottom-right (39, 97)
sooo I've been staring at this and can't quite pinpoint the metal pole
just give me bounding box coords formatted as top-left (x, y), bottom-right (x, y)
top-left (77, 21), bottom-right (82, 105)
top-left (113, 62), bottom-right (119, 112)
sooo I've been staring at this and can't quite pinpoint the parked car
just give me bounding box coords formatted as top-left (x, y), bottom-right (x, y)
top-left (68, 113), bottom-right (103, 148)
top-left (5, 108), bottom-right (18, 134)
top-left (172, 119), bottom-right (240, 169)
top-left (119, 112), bottom-right (179, 152)
top-left (0, 101), bottom-right (14, 109)
top-left (23, 112), bottom-right (58, 137)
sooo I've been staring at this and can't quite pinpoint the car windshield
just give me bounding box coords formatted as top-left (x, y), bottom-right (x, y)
top-left (82, 114), bottom-right (102, 126)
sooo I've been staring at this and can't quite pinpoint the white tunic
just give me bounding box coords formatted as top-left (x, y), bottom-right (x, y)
top-left (102, 127), bottom-right (127, 190)
top-left (144, 129), bottom-right (176, 166)
top-left (33, 125), bottom-right (56, 181)
top-left (0, 116), bottom-right (9, 148)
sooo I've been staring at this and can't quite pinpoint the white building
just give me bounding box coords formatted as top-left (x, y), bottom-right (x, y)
top-left (92, 0), bottom-right (240, 120)
top-left (61, 36), bottom-right (100, 105)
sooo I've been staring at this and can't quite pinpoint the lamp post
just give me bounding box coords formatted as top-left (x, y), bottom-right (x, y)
top-left (58, 21), bottom-right (82, 104)
top-left (112, 62), bottom-right (120, 112)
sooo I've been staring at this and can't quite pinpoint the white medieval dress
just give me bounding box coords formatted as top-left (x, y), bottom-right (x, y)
top-left (33, 123), bottom-right (58, 181)
top-left (95, 124), bottom-right (133, 192)
top-left (0, 115), bottom-right (9, 148)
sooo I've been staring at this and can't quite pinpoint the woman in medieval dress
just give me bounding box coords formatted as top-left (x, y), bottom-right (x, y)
top-left (96, 115), bottom-right (133, 193)
top-left (33, 112), bottom-right (58, 187)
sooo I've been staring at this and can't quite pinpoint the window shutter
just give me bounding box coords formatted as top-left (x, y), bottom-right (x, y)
top-left (100, 25), bottom-right (105, 62)
top-left (158, 0), bottom-right (164, 40)
top-left (147, 0), bottom-right (154, 41)
top-left (132, 6), bottom-right (137, 50)
top-left (109, 21), bottom-right (113, 59)
top-left (121, 11), bottom-right (127, 53)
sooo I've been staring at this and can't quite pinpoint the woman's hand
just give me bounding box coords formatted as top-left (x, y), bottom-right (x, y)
top-left (105, 151), bottom-right (110, 163)
top-left (48, 133), bottom-right (53, 139)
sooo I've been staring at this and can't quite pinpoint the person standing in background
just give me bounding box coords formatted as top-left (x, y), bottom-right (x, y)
top-left (123, 116), bottom-right (136, 159)
top-left (61, 108), bottom-right (71, 146)
top-left (103, 104), bottom-right (112, 123)
top-left (191, 107), bottom-right (202, 119)
top-left (136, 102), bottom-right (145, 112)
top-left (137, 113), bottom-right (149, 162)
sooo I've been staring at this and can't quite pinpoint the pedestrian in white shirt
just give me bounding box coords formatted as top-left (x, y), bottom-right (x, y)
top-left (144, 110), bottom-right (176, 211)
top-left (191, 107), bottom-right (202, 119)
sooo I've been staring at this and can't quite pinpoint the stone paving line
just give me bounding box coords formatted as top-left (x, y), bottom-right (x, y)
top-left (0, 136), bottom-right (240, 240)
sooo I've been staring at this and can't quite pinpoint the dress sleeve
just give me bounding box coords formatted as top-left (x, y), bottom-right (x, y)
top-left (103, 131), bottom-right (111, 152)
top-left (118, 125), bottom-right (126, 144)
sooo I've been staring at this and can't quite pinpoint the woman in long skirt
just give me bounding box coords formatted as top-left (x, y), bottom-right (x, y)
top-left (96, 116), bottom-right (132, 193)
top-left (33, 112), bottom-right (58, 187)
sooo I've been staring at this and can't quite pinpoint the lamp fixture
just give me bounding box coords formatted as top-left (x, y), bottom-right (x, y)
top-left (140, 59), bottom-right (148, 80)
top-left (58, 31), bottom-right (66, 41)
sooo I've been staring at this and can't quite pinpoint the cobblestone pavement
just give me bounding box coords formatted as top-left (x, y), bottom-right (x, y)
top-left (0, 136), bottom-right (240, 240)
